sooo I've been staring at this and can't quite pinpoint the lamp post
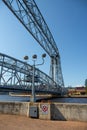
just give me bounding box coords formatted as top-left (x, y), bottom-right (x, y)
top-left (30, 54), bottom-right (37, 102)
top-left (30, 54), bottom-right (46, 102)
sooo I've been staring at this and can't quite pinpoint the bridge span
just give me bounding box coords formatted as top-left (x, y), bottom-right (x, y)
top-left (0, 53), bottom-right (62, 95)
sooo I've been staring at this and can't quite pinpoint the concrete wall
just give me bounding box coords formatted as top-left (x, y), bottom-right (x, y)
top-left (0, 102), bottom-right (29, 116)
top-left (0, 102), bottom-right (87, 122)
top-left (51, 103), bottom-right (87, 122)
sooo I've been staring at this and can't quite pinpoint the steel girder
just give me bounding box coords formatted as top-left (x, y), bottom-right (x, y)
top-left (2, 0), bottom-right (64, 87)
top-left (3, 0), bottom-right (58, 56)
top-left (0, 53), bottom-right (61, 94)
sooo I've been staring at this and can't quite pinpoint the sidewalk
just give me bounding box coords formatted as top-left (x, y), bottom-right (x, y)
top-left (0, 114), bottom-right (87, 130)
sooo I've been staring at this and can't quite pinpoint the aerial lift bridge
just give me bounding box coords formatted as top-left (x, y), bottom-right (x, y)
top-left (2, 0), bottom-right (64, 88)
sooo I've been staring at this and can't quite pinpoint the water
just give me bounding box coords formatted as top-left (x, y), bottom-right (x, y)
top-left (0, 93), bottom-right (30, 102)
top-left (50, 97), bottom-right (87, 104)
top-left (0, 93), bottom-right (87, 103)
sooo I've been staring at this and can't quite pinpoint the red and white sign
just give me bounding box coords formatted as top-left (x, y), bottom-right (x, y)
top-left (41, 104), bottom-right (48, 114)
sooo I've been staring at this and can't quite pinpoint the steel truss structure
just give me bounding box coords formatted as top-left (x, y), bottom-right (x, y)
top-left (0, 53), bottom-right (61, 94)
top-left (2, 0), bottom-right (64, 89)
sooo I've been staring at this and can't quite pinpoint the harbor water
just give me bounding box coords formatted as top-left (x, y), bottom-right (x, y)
top-left (0, 93), bottom-right (87, 103)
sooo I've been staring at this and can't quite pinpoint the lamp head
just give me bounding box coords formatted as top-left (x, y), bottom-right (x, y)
top-left (32, 54), bottom-right (37, 59)
top-left (42, 53), bottom-right (46, 58)
top-left (24, 56), bottom-right (29, 60)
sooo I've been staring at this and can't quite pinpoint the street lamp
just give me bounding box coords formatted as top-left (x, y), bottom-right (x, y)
top-left (30, 53), bottom-right (46, 102)
top-left (24, 55), bottom-right (29, 60)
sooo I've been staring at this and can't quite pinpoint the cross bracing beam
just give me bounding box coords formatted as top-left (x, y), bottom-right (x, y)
top-left (2, 0), bottom-right (64, 87)
top-left (0, 53), bottom-right (61, 94)
top-left (3, 0), bottom-right (58, 56)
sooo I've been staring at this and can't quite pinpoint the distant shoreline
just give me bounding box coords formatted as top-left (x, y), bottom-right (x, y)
top-left (63, 95), bottom-right (87, 98)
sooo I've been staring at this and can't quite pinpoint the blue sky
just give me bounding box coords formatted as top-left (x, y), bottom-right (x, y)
top-left (0, 0), bottom-right (87, 87)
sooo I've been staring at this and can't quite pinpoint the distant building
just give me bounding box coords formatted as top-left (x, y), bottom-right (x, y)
top-left (68, 86), bottom-right (86, 95)
top-left (75, 86), bottom-right (85, 95)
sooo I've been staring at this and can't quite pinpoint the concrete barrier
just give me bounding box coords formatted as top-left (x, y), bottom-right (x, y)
top-left (51, 103), bottom-right (87, 122)
top-left (0, 102), bottom-right (29, 116)
top-left (0, 102), bottom-right (87, 121)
